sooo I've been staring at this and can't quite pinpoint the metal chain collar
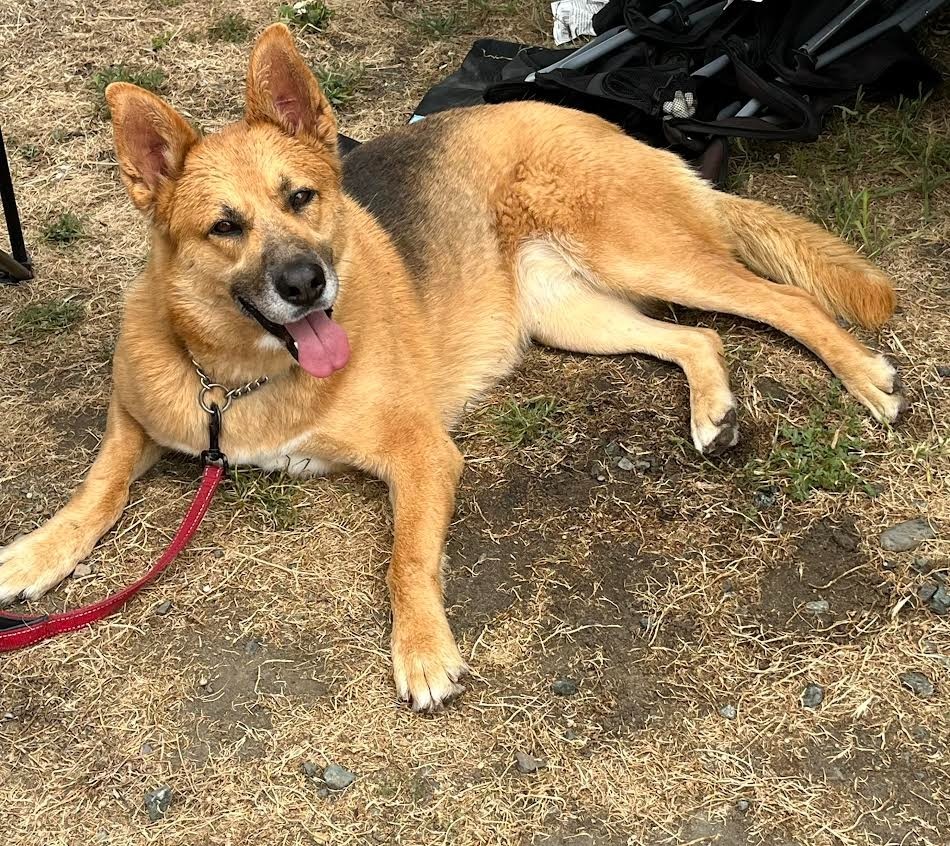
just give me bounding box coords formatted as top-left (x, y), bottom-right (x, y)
top-left (192, 359), bottom-right (269, 415)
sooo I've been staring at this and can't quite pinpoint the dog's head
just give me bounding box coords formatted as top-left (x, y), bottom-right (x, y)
top-left (107, 24), bottom-right (349, 379)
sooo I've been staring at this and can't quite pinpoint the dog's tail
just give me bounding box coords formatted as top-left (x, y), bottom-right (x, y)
top-left (719, 194), bottom-right (895, 329)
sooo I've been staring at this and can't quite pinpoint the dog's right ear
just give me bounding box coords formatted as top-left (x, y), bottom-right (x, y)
top-left (106, 82), bottom-right (199, 213)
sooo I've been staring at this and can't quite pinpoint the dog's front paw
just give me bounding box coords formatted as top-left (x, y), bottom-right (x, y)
top-left (391, 615), bottom-right (468, 713)
top-left (691, 396), bottom-right (739, 456)
top-left (846, 354), bottom-right (907, 424)
top-left (0, 526), bottom-right (85, 605)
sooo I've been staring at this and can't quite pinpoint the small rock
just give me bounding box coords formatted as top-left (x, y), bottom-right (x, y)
top-left (144, 785), bottom-right (172, 822)
top-left (831, 528), bottom-right (859, 551)
top-left (323, 763), bottom-right (356, 791)
top-left (552, 678), bottom-right (579, 697)
top-left (562, 729), bottom-right (579, 741)
top-left (754, 486), bottom-right (778, 510)
top-left (244, 638), bottom-right (263, 655)
top-left (140, 742), bottom-right (154, 756)
top-left (197, 676), bottom-right (208, 688)
top-left (919, 581), bottom-right (939, 602)
top-left (604, 441), bottom-right (620, 457)
top-left (153, 600), bottom-right (173, 616)
top-left (911, 556), bottom-right (933, 575)
top-left (756, 377), bottom-right (790, 405)
top-left (736, 799), bottom-right (750, 813)
top-left (589, 460), bottom-right (607, 482)
top-left (929, 585), bottom-right (950, 616)
top-left (880, 518), bottom-right (936, 552)
top-left (899, 671), bottom-right (935, 700)
top-left (316, 786), bottom-right (329, 799)
top-left (514, 750), bottom-right (544, 773)
top-left (616, 457), bottom-right (635, 472)
top-left (638, 615), bottom-right (654, 631)
top-left (72, 562), bottom-right (94, 577)
top-left (804, 600), bottom-right (830, 615)
top-left (912, 726), bottom-right (932, 742)
top-left (719, 704), bottom-right (737, 720)
top-left (634, 455), bottom-right (656, 472)
top-left (212, 548), bottom-right (225, 558)
top-left (801, 683), bottom-right (825, 709)
top-left (722, 581), bottom-right (735, 595)
top-left (936, 364), bottom-right (950, 378)
top-left (301, 761), bottom-right (319, 778)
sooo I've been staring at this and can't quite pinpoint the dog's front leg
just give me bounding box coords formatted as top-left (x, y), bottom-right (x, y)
top-left (0, 395), bottom-right (161, 604)
top-left (383, 432), bottom-right (468, 712)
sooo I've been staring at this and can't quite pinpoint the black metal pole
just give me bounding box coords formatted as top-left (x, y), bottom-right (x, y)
top-left (0, 126), bottom-right (33, 282)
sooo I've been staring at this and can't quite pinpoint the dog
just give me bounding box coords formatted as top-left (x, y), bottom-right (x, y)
top-left (0, 24), bottom-right (904, 710)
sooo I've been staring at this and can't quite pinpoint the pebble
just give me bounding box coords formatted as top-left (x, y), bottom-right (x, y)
top-left (929, 585), bottom-right (950, 616)
top-left (756, 377), bottom-right (790, 405)
top-left (144, 785), bottom-right (172, 822)
top-left (911, 556), bottom-right (933, 575)
top-left (552, 678), bottom-right (578, 697)
top-left (754, 487), bottom-right (778, 510)
top-left (514, 750), bottom-right (545, 773)
top-left (301, 761), bottom-right (319, 778)
top-left (323, 763), bottom-right (356, 791)
top-left (616, 457), bottom-right (635, 472)
top-left (153, 600), bottom-right (173, 616)
top-left (604, 441), bottom-right (620, 457)
top-left (634, 455), bottom-right (656, 471)
top-left (880, 518), bottom-right (936, 552)
top-left (638, 615), bottom-right (654, 631)
top-left (805, 600), bottom-right (830, 615)
top-left (316, 786), bottom-right (329, 799)
top-left (140, 742), bottom-right (154, 756)
top-left (936, 364), bottom-right (950, 378)
top-left (244, 638), bottom-right (263, 655)
top-left (719, 704), bottom-right (737, 720)
top-left (589, 460), bottom-right (607, 482)
top-left (919, 582), bottom-right (939, 602)
top-left (72, 562), bottom-right (94, 578)
top-left (899, 671), bottom-right (935, 700)
top-left (212, 548), bottom-right (225, 559)
top-left (736, 799), bottom-right (750, 813)
top-left (801, 683), bottom-right (825, 709)
top-left (831, 528), bottom-right (859, 551)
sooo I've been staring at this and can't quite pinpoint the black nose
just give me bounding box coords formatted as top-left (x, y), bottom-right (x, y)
top-left (274, 259), bottom-right (326, 307)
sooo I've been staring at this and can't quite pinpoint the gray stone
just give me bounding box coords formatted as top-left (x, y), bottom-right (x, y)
top-left (514, 750), bottom-right (545, 773)
top-left (754, 487), bottom-right (778, 510)
top-left (919, 582), bottom-right (939, 602)
top-left (153, 600), bottom-right (173, 616)
top-left (604, 441), bottom-right (620, 457)
top-left (589, 460), bottom-right (607, 482)
top-left (929, 585), bottom-right (950, 616)
top-left (756, 377), bottom-right (790, 405)
top-left (936, 364), bottom-right (950, 378)
top-left (805, 600), bottom-right (830, 615)
top-left (140, 742), bottom-right (154, 756)
top-left (301, 761), bottom-right (319, 778)
top-left (911, 556), bottom-right (933, 575)
top-left (244, 638), bottom-right (263, 655)
top-left (880, 518), bottom-right (936, 552)
top-left (900, 671), bottom-right (935, 699)
top-left (72, 562), bottom-right (94, 577)
top-left (801, 684), bottom-right (824, 709)
top-left (831, 528), bottom-right (859, 551)
top-left (323, 763), bottom-right (356, 791)
top-left (719, 704), bottom-right (737, 720)
top-left (616, 457), bottom-right (635, 472)
top-left (552, 678), bottom-right (578, 697)
top-left (736, 799), bottom-right (750, 813)
top-left (144, 785), bottom-right (172, 822)
top-left (638, 615), bottom-right (654, 631)
top-left (317, 786), bottom-right (329, 799)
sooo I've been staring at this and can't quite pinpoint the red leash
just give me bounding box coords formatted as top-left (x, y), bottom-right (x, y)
top-left (0, 464), bottom-right (224, 651)
top-left (0, 359), bottom-right (273, 652)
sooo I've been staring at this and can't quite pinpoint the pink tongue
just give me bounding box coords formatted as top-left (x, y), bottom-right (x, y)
top-left (284, 310), bottom-right (351, 379)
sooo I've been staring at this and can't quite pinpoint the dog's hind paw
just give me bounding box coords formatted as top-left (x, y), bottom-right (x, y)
top-left (391, 617), bottom-right (468, 713)
top-left (692, 405), bottom-right (739, 456)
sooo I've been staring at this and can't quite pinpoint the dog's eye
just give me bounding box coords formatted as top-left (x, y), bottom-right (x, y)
top-left (210, 220), bottom-right (242, 237)
top-left (290, 189), bottom-right (315, 212)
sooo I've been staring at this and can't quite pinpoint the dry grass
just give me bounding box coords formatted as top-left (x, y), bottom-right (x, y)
top-left (1, 2), bottom-right (949, 845)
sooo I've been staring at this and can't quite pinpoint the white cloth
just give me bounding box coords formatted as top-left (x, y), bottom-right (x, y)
top-left (551, 0), bottom-right (609, 45)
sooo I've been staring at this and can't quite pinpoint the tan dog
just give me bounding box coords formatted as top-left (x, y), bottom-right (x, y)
top-left (0, 25), bottom-right (903, 710)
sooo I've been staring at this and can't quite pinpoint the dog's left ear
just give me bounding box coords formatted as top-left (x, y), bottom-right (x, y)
top-left (245, 24), bottom-right (337, 155)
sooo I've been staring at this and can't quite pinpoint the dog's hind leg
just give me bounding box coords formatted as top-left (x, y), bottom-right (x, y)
top-left (518, 242), bottom-right (737, 454)
top-left (0, 396), bottom-right (161, 604)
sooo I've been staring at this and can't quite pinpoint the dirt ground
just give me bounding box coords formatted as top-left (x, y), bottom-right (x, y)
top-left (1, 2), bottom-right (948, 844)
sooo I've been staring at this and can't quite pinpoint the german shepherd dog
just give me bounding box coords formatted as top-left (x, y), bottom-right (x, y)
top-left (0, 25), bottom-right (903, 710)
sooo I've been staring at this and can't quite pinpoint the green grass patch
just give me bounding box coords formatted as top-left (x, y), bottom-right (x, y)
top-left (484, 395), bottom-right (569, 450)
top-left (315, 62), bottom-right (363, 108)
top-left (223, 468), bottom-right (302, 530)
top-left (278, 1), bottom-right (333, 32)
top-left (744, 385), bottom-right (874, 502)
top-left (91, 64), bottom-right (166, 95)
top-left (151, 30), bottom-right (173, 51)
top-left (411, 9), bottom-right (468, 37)
top-left (208, 13), bottom-right (252, 43)
top-left (43, 211), bottom-right (83, 245)
top-left (14, 300), bottom-right (85, 336)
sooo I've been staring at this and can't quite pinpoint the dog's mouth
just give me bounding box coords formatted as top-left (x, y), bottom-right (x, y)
top-left (237, 297), bottom-right (350, 379)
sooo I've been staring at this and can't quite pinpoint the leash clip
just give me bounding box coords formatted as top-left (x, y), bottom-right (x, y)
top-left (199, 402), bottom-right (229, 472)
